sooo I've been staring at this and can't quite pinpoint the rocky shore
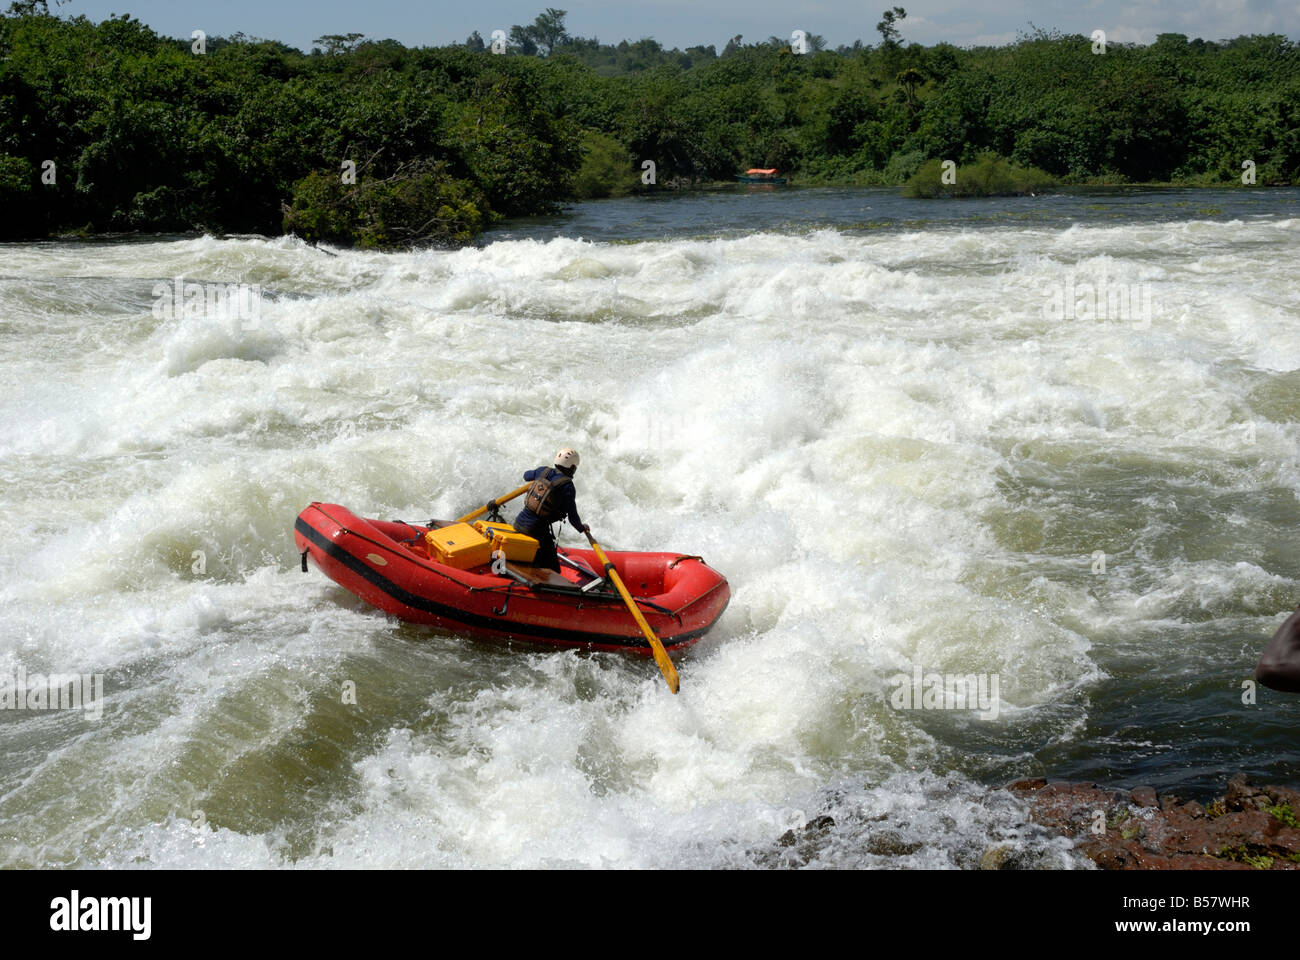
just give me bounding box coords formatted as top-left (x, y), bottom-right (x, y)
top-left (761, 773), bottom-right (1300, 869)
top-left (1006, 774), bottom-right (1300, 870)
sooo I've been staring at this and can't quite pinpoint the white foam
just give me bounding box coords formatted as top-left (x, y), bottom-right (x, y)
top-left (1, 215), bottom-right (1296, 867)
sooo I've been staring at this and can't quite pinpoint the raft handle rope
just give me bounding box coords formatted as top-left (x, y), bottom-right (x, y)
top-left (492, 583), bottom-right (514, 616)
top-left (392, 520), bottom-right (427, 547)
top-left (300, 550), bottom-right (309, 573)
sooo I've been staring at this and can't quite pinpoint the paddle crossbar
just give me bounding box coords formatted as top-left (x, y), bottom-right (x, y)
top-left (456, 483), bottom-right (531, 524)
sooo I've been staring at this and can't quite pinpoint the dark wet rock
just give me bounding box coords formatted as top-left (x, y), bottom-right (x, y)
top-left (978, 844), bottom-right (1042, 870)
top-left (776, 814), bottom-right (834, 848)
top-left (759, 814), bottom-right (838, 867)
top-left (1005, 775), bottom-right (1300, 870)
top-left (979, 845), bottom-right (1012, 869)
top-left (863, 830), bottom-right (923, 857)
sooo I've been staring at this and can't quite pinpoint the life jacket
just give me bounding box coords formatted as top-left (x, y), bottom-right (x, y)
top-left (524, 468), bottom-right (572, 523)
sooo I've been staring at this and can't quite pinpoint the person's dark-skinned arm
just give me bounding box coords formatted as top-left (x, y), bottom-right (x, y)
top-left (1256, 605), bottom-right (1300, 693)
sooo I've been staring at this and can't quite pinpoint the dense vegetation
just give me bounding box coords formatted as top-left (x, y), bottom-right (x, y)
top-left (904, 154), bottom-right (1055, 197)
top-left (1, 2), bottom-right (1297, 245)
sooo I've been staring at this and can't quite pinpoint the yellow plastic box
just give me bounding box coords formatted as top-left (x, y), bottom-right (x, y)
top-left (425, 523), bottom-right (493, 570)
top-left (473, 520), bottom-right (539, 563)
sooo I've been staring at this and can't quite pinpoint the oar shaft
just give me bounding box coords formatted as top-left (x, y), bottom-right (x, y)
top-left (586, 532), bottom-right (680, 694)
top-left (456, 483), bottom-right (531, 524)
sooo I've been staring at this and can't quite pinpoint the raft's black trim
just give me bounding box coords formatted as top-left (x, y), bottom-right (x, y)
top-left (295, 516), bottom-right (720, 650)
top-left (523, 580), bottom-right (673, 620)
top-left (526, 581), bottom-right (586, 596)
top-left (627, 596), bottom-right (672, 618)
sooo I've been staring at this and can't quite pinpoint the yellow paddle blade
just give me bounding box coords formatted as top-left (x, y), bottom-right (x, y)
top-left (456, 483), bottom-right (531, 524)
top-left (588, 537), bottom-right (679, 694)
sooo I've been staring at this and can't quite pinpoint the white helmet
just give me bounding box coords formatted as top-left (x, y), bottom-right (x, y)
top-left (554, 447), bottom-right (580, 470)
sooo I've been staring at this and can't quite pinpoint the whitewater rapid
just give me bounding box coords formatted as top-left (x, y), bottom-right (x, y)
top-left (1, 205), bottom-right (1297, 867)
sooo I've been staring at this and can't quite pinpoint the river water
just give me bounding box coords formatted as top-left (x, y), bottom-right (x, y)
top-left (1, 186), bottom-right (1297, 868)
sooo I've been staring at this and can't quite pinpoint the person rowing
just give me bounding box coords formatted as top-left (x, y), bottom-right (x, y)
top-left (513, 447), bottom-right (588, 572)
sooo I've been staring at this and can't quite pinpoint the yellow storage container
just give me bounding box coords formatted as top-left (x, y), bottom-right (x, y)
top-left (490, 529), bottom-right (539, 564)
top-left (424, 523), bottom-right (493, 570)
top-left (472, 520), bottom-right (539, 564)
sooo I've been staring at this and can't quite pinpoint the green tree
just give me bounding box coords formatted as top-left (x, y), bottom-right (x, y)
top-left (532, 8), bottom-right (570, 56)
top-left (877, 7), bottom-right (906, 47)
top-left (313, 33), bottom-right (365, 55)
top-left (507, 25), bottom-right (538, 56)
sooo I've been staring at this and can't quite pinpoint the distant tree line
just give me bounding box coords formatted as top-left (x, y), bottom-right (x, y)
top-left (0, 3), bottom-right (1296, 246)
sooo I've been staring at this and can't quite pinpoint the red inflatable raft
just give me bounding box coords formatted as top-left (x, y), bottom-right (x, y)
top-left (294, 502), bottom-right (730, 654)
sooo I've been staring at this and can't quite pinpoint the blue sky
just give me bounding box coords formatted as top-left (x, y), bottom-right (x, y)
top-left (52, 1), bottom-right (1300, 52)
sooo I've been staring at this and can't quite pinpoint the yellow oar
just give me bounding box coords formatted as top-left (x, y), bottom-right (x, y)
top-left (585, 529), bottom-right (680, 694)
top-left (456, 483), bottom-right (531, 524)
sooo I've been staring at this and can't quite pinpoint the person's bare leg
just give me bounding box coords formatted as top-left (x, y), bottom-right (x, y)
top-left (1256, 605), bottom-right (1300, 693)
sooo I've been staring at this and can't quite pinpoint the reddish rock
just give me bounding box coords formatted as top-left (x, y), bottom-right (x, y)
top-left (1212, 809), bottom-right (1277, 846)
top-left (1225, 773), bottom-right (1271, 811)
top-left (1003, 774), bottom-right (1300, 870)
top-left (1005, 777), bottom-right (1047, 794)
top-left (1136, 854), bottom-right (1255, 871)
top-left (1132, 786), bottom-right (1158, 808)
top-left (1273, 829), bottom-right (1300, 856)
top-left (1264, 784), bottom-right (1300, 809)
